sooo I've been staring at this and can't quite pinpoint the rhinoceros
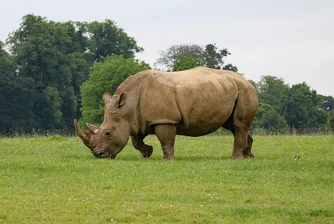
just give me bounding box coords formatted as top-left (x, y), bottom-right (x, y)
top-left (74, 67), bottom-right (258, 160)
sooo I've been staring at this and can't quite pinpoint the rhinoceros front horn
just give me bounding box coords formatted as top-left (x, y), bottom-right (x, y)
top-left (74, 119), bottom-right (92, 148)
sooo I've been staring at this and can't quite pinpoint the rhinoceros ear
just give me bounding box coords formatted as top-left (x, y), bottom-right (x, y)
top-left (103, 92), bottom-right (112, 104)
top-left (86, 123), bottom-right (99, 134)
top-left (110, 92), bottom-right (127, 110)
top-left (116, 92), bottom-right (126, 107)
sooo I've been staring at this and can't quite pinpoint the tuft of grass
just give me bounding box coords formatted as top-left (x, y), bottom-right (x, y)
top-left (0, 135), bottom-right (333, 223)
top-left (46, 135), bottom-right (68, 142)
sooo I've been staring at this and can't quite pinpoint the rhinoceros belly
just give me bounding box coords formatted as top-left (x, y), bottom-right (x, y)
top-left (174, 77), bottom-right (238, 136)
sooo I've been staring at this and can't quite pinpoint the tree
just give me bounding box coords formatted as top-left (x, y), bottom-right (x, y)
top-left (80, 55), bottom-right (150, 124)
top-left (253, 103), bottom-right (286, 133)
top-left (222, 63), bottom-right (238, 72)
top-left (0, 42), bottom-right (36, 134)
top-left (7, 15), bottom-right (83, 129)
top-left (202, 44), bottom-right (231, 70)
top-left (83, 20), bottom-right (144, 63)
top-left (284, 82), bottom-right (327, 132)
top-left (0, 42), bottom-right (16, 133)
top-left (321, 95), bottom-right (334, 131)
top-left (309, 109), bottom-right (328, 129)
top-left (5, 14), bottom-right (144, 131)
top-left (253, 103), bottom-right (271, 128)
top-left (322, 96), bottom-right (334, 111)
top-left (259, 110), bottom-right (287, 133)
top-left (0, 41), bottom-right (15, 77)
top-left (172, 56), bottom-right (200, 71)
top-left (329, 111), bottom-right (334, 131)
top-left (155, 43), bottom-right (237, 72)
top-left (257, 76), bottom-right (289, 114)
top-left (155, 44), bottom-right (203, 70)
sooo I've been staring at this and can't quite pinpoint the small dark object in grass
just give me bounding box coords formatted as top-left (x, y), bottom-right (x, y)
top-left (294, 155), bottom-right (300, 160)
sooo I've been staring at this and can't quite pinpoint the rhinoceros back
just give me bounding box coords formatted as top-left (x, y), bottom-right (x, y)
top-left (125, 67), bottom-right (242, 136)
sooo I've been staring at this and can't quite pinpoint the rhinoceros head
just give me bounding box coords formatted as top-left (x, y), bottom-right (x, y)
top-left (74, 92), bottom-right (130, 159)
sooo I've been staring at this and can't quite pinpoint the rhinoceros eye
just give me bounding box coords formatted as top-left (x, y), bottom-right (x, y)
top-left (104, 127), bottom-right (116, 137)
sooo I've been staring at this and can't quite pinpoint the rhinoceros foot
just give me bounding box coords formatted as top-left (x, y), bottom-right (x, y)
top-left (142, 146), bottom-right (153, 158)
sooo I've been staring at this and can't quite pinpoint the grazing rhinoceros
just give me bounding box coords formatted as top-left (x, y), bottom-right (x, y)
top-left (74, 67), bottom-right (258, 160)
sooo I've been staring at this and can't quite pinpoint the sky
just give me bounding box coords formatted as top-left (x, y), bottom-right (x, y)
top-left (1, 0), bottom-right (333, 96)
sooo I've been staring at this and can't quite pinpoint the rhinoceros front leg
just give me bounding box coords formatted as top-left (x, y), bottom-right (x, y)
top-left (131, 135), bottom-right (153, 158)
top-left (154, 124), bottom-right (176, 160)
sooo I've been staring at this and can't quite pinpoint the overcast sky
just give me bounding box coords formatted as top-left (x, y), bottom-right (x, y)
top-left (1, 0), bottom-right (333, 96)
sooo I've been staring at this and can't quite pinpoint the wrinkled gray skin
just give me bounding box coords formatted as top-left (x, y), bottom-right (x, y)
top-left (74, 67), bottom-right (258, 160)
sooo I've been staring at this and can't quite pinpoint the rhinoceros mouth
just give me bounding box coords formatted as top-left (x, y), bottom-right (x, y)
top-left (91, 148), bottom-right (116, 159)
top-left (91, 148), bottom-right (109, 159)
top-left (94, 152), bottom-right (109, 159)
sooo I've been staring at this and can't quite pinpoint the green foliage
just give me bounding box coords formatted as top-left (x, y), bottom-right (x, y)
top-left (0, 41), bottom-right (15, 76)
top-left (84, 20), bottom-right (143, 62)
top-left (155, 44), bottom-right (203, 69)
top-left (259, 110), bottom-right (287, 132)
top-left (258, 76), bottom-right (289, 114)
top-left (1, 14), bottom-right (144, 133)
top-left (309, 109), bottom-right (328, 129)
top-left (6, 14), bottom-right (89, 129)
top-left (1, 136), bottom-right (334, 223)
top-left (172, 56), bottom-right (200, 71)
top-left (284, 82), bottom-right (327, 130)
top-left (222, 63), bottom-right (238, 72)
top-left (255, 76), bottom-right (333, 133)
top-left (41, 86), bottom-right (63, 127)
top-left (156, 43), bottom-right (238, 72)
top-left (254, 103), bottom-right (273, 121)
top-left (0, 43), bottom-right (36, 132)
top-left (253, 103), bottom-right (287, 133)
top-left (328, 111), bottom-right (334, 131)
top-left (80, 55), bottom-right (150, 124)
top-left (202, 44), bottom-right (232, 70)
top-left (322, 96), bottom-right (334, 111)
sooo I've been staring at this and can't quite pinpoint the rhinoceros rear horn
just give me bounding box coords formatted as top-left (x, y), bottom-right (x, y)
top-left (74, 119), bottom-right (92, 147)
top-left (86, 122), bottom-right (99, 134)
top-left (103, 92), bottom-right (112, 104)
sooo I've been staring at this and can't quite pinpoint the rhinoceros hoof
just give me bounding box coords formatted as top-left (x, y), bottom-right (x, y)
top-left (143, 146), bottom-right (153, 158)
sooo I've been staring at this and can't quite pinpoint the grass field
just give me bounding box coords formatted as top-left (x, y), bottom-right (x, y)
top-left (0, 135), bottom-right (333, 223)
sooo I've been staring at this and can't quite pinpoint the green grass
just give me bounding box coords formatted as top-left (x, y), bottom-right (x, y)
top-left (0, 135), bottom-right (333, 223)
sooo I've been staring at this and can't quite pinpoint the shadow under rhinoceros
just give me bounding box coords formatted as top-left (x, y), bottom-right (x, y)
top-left (175, 155), bottom-right (235, 162)
top-left (90, 154), bottom-right (233, 162)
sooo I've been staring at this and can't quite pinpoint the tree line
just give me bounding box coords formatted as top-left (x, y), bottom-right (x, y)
top-left (0, 14), bottom-right (333, 136)
top-left (0, 14), bottom-right (142, 135)
top-left (254, 76), bottom-right (334, 133)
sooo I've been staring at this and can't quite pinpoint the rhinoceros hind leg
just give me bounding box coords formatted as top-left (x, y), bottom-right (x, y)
top-left (223, 121), bottom-right (254, 159)
top-left (154, 124), bottom-right (176, 160)
top-left (243, 132), bottom-right (254, 158)
top-left (131, 135), bottom-right (153, 158)
top-left (230, 126), bottom-right (249, 159)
